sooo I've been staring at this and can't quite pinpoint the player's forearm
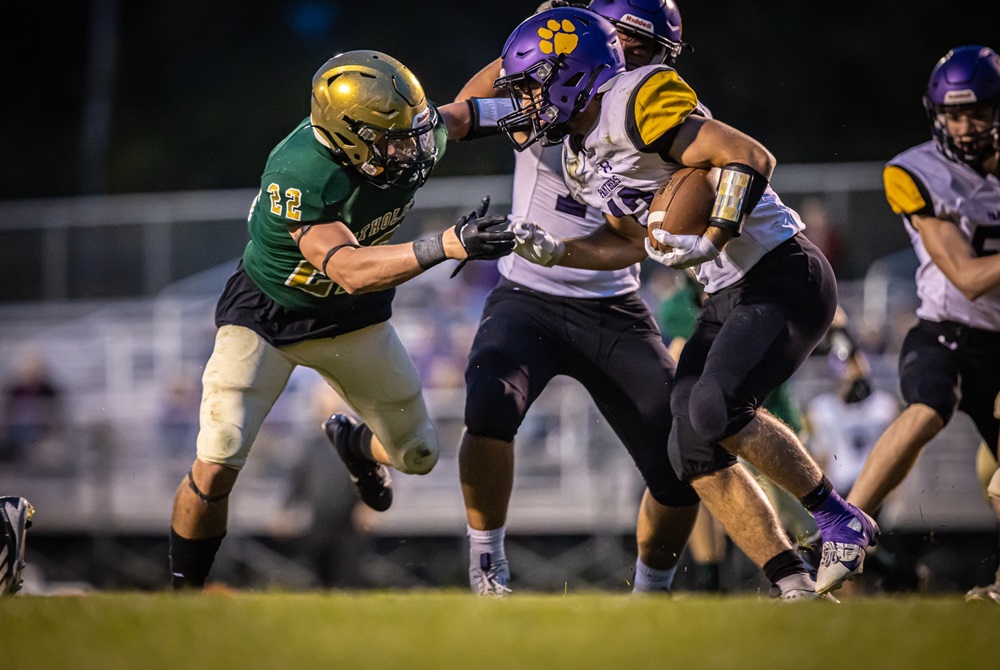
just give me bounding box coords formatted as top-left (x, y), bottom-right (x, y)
top-left (560, 227), bottom-right (645, 270)
top-left (947, 255), bottom-right (1000, 300)
top-left (325, 245), bottom-right (428, 294)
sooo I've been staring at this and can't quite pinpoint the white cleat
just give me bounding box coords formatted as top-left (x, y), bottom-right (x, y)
top-left (469, 552), bottom-right (511, 598)
top-left (816, 509), bottom-right (879, 595)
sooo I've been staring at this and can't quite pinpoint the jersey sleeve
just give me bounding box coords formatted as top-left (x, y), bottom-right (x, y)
top-left (625, 68), bottom-right (699, 155)
top-left (883, 164), bottom-right (935, 218)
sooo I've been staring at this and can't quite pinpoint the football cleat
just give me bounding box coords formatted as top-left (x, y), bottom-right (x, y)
top-left (323, 413), bottom-right (393, 512)
top-left (469, 552), bottom-right (511, 598)
top-left (964, 567), bottom-right (1000, 604)
top-left (1, 496), bottom-right (35, 597)
top-left (815, 505), bottom-right (879, 594)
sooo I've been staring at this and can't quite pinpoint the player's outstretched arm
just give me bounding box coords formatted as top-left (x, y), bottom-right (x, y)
top-left (912, 213), bottom-right (1000, 300)
top-left (455, 57), bottom-right (504, 102)
top-left (514, 215), bottom-right (646, 270)
top-left (291, 197), bottom-right (513, 294)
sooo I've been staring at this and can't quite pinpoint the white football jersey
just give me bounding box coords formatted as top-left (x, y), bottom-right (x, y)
top-left (805, 390), bottom-right (900, 494)
top-left (884, 142), bottom-right (1000, 331)
top-left (562, 65), bottom-right (804, 294)
top-left (501, 142), bottom-right (640, 298)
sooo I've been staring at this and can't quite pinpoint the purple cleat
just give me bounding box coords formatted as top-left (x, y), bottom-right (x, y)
top-left (815, 502), bottom-right (879, 594)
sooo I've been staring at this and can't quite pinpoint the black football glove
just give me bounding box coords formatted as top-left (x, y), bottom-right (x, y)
top-left (449, 196), bottom-right (515, 278)
top-left (455, 195), bottom-right (515, 260)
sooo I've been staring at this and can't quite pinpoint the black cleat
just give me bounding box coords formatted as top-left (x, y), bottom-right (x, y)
top-left (323, 413), bottom-right (393, 512)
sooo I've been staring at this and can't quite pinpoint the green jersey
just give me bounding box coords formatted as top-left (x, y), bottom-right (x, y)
top-left (241, 115), bottom-right (448, 316)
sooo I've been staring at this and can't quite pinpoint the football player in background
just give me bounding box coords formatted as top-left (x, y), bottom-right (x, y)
top-left (168, 51), bottom-right (515, 590)
top-left (455, 0), bottom-right (701, 597)
top-left (0, 496), bottom-right (33, 597)
top-left (846, 45), bottom-right (1000, 603)
top-left (506, 6), bottom-right (877, 598)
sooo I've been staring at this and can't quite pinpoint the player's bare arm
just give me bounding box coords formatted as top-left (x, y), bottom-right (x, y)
top-left (668, 115), bottom-right (776, 179)
top-left (560, 214), bottom-right (648, 270)
top-left (290, 220), bottom-right (468, 294)
top-left (912, 213), bottom-right (1000, 300)
top-left (455, 57), bottom-right (504, 101)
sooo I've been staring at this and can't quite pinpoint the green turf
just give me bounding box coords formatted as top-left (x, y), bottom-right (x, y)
top-left (1, 590), bottom-right (996, 669)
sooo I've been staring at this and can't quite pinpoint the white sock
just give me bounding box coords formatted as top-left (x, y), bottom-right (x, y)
top-left (633, 558), bottom-right (676, 593)
top-left (467, 525), bottom-right (507, 567)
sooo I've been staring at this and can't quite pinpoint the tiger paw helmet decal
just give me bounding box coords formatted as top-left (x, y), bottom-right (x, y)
top-left (537, 18), bottom-right (579, 55)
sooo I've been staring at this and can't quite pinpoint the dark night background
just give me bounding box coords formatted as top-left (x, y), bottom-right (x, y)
top-left (4, 0), bottom-right (998, 200)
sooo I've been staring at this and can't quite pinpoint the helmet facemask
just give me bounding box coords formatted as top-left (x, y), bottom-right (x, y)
top-left (495, 58), bottom-right (571, 150)
top-left (347, 107), bottom-right (439, 188)
top-left (924, 99), bottom-right (1000, 166)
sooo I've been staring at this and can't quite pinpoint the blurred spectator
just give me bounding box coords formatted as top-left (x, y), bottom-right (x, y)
top-left (272, 382), bottom-right (367, 588)
top-left (0, 356), bottom-right (65, 466)
top-left (159, 373), bottom-right (201, 457)
top-left (799, 197), bottom-right (846, 276)
top-left (805, 351), bottom-right (901, 496)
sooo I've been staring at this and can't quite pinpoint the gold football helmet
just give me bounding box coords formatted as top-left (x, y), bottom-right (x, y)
top-left (311, 50), bottom-right (439, 188)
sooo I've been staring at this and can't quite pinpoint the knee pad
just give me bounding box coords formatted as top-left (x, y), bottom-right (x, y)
top-left (668, 382), bottom-right (737, 482)
top-left (688, 376), bottom-right (755, 444)
top-left (393, 424), bottom-right (440, 475)
top-left (464, 375), bottom-right (526, 443)
top-left (647, 470), bottom-right (701, 507)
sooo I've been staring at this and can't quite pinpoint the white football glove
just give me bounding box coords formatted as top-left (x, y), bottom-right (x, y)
top-left (512, 221), bottom-right (566, 267)
top-left (645, 229), bottom-right (722, 269)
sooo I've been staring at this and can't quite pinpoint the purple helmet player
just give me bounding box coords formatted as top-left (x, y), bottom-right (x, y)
top-left (588, 0), bottom-right (684, 65)
top-left (923, 45), bottom-right (1000, 165)
top-left (494, 6), bottom-right (625, 150)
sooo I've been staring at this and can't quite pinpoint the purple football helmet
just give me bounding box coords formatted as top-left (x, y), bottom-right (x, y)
top-left (923, 45), bottom-right (1000, 164)
top-left (494, 7), bottom-right (625, 150)
top-left (588, 0), bottom-right (684, 65)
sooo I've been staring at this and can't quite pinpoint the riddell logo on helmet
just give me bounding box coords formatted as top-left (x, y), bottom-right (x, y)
top-left (943, 90), bottom-right (978, 104)
top-left (621, 14), bottom-right (654, 32)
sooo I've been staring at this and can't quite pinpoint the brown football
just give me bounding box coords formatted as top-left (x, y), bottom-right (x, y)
top-left (647, 167), bottom-right (719, 252)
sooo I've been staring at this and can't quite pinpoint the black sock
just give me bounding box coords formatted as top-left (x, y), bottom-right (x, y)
top-left (799, 476), bottom-right (834, 511)
top-left (695, 563), bottom-right (721, 592)
top-left (763, 549), bottom-right (807, 585)
top-left (169, 528), bottom-right (225, 589)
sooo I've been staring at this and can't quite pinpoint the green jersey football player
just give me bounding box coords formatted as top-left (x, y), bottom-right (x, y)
top-left (169, 50), bottom-right (514, 590)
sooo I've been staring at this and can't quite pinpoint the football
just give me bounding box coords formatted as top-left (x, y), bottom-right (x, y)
top-left (647, 167), bottom-right (719, 252)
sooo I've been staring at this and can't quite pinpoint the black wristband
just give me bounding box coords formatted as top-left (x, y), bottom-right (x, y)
top-left (413, 233), bottom-right (447, 269)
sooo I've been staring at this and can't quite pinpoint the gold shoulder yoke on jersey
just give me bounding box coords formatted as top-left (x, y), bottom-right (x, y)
top-left (883, 165), bottom-right (929, 216)
top-left (628, 69), bottom-right (698, 150)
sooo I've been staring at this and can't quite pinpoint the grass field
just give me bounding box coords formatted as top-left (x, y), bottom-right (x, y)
top-left (2, 590), bottom-right (996, 670)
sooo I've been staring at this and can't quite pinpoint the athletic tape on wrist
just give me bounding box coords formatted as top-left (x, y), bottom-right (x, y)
top-left (413, 233), bottom-right (447, 269)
